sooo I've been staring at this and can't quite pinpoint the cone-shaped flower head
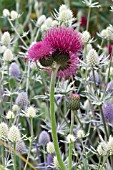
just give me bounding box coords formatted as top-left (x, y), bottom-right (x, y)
top-left (87, 49), bottom-right (99, 67)
top-left (47, 142), bottom-right (55, 154)
top-left (16, 140), bottom-right (27, 154)
top-left (28, 26), bottom-right (83, 78)
top-left (38, 130), bottom-right (50, 145)
top-left (8, 125), bottom-right (21, 143)
top-left (9, 62), bottom-right (20, 79)
top-left (0, 122), bottom-right (8, 139)
top-left (15, 92), bottom-right (28, 109)
top-left (97, 141), bottom-right (108, 156)
top-left (102, 102), bottom-right (113, 122)
top-left (67, 93), bottom-right (80, 110)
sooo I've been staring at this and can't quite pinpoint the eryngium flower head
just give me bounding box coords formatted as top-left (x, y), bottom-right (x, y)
top-left (38, 130), bottom-right (50, 145)
top-left (16, 140), bottom-right (27, 154)
top-left (0, 122), bottom-right (8, 139)
top-left (53, 156), bottom-right (60, 169)
top-left (106, 80), bottom-right (113, 93)
top-left (15, 92), bottom-right (28, 108)
top-left (8, 125), bottom-right (21, 143)
top-left (26, 106), bottom-right (36, 118)
top-left (67, 93), bottom-right (80, 110)
top-left (47, 154), bottom-right (53, 165)
top-left (28, 26), bottom-right (83, 78)
top-left (97, 141), bottom-right (108, 156)
top-left (6, 110), bottom-right (15, 119)
top-left (1, 32), bottom-right (11, 46)
top-left (47, 142), bottom-right (55, 154)
top-left (102, 102), bottom-right (113, 122)
top-left (67, 134), bottom-right (75, 143)
top-left (3, 49), bottom-right (13, 62)
top-left (9, 62), bottom-right (20, 79)
top-left (87, 49), bottom-right (99, 67)
top-left (89, 70), bottom-right (99, 85)
top-left (77, 129), bottom-right (85, 139)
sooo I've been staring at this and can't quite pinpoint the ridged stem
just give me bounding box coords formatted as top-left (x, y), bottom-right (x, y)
top-left (14, 142), bottom-right (17, 170)
top-left (68, 110), bottom-right (75, 170)
top-left (50, 64), bottom-right (66, 170)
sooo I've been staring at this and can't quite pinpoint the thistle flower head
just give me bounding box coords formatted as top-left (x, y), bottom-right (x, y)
top-left (47, 154), bottom-right (53, 165)
top-left (87, 49), bottom-right (99, 67)
top-left (11, 10), bottom-right (18, 19)
top-left (97, 141), bottom-right (108, 156)
top-left (0, 122), bottom-right (8, 139)
top-left (9, 62), bottom-right (20, 79)
top-left (58, 9), bottom-right (73, 22)
top-left (47, 142), bottom-right (55, 154)
top-left (3, 9), bottom-right (10, 17)
top-left (26, 106), bottom-right (36, 118)
top-left (59, 4), bottom-right (68, 12)
top-left (82, 31), bottom-right (91, 43)
top-left (3, 49), bottom-right (13, 62)
top-left (38, 130), bottom-right (50, 145)
top-left (102, 102), bottom-right (113, 122)
top-left (15, 92), bottom-right (28, 109)
top-left (16, 140), bottom-right (27, 154)
top-left (8, 125), bottom-right (21, 143)
top-left (1, 32), bottom-right (11, 46)
top-left (6, 110), bottom-right (15, 119)
top-left (0, 45), bottom-right (6, 54)
top-left (77, 129), bottom-right (85, 139)
top-left (36, 15), bottom-right (46, 26)
top-left (67, 93), bottom-right (80, 110)
top-left (28, 26), bottom-right (83, 78)
top-left (67, 134), bottom-right (75, 143)
top-left (12, 105), bottom-right (19, 112)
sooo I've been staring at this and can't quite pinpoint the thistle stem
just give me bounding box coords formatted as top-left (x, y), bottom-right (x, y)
top-left (86, 6), bottom-right (91, 31)
top-left (14, 142), bottom-right (17, 170)
top-left (99, 152), bottom-right (110, 170)
top-left (24, 118), bottom-right (33, 170)
top-left (2, 141), bottom-right (5, 166)
top-left (50, 64), bottom-right (66, 170)
top-left (68, 110), bottom-right (75, 170)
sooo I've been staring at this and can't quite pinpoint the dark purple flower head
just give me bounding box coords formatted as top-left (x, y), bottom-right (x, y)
top-left (15, 92), bottom-right (28, 108)
top-left (38, 130), bottom-right (50, 145)
top-left (9, 62), bottom-right (20, 79)
top-left (47, 154), bottom-right (53, 165)
top-left (28, 26), bottom-right (83, 78)
top-left (80, 16), bottom-right (87, 27)
top-left (102, 102), bottom-right (113, 122)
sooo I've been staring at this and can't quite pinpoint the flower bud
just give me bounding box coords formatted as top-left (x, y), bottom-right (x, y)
top-left (26, 106), bottom-right (36, 118)
top-left (16, 140), bottom-right (27, 154)
top-left (67, 134), bottom-right (75, 143)
top-left (67, 93), bottom-right (80, 110)
top-left (6, 110), bottom-right (15, 119)
top-left (3, 9), bottom-right (10, 17)
top-left (100, 29), bottom-right (107, 38)
top-left (3, 49), bottom-right (13, 62)
top-left (82, 31), bottom-right (91, 43)
top-left (38, 130), bottom-right (50, 145)
top-left (58, 9), bottom-right (73, 21)
top-left (12, 105), bottom-right (19, 112)
top-left (37, 15), bottom-right (46, 26)
top-left (52, 20), bottom-right (59, 27)
top-left (0, 45), bottom-right (6, 54)
top-left (1, 32), bottom-right (11, 46)
top-left (11, 10), bottom-right (18, 19)
top-left (97, 141), bottom-right (108, 155)
top-left (15, 92), bottom-right (28, 109)
top-left (77, 129), bottom-right (85, 139)
top-left (44, 17), bottom-right (53, 27)
top-left (47, 142), bottom-right (55, 154)
top-left (9, 62), bottom-right (20, 79)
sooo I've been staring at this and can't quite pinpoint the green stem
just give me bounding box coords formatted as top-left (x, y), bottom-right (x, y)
top-left (92, 68), bottom-right (97, 90)
top-left (8, 63), bottom-right (12, 109)
top-left (14, 142), bottom-right (17, 170)
top-left (86, 6), bottom-right (91, 31)
top-left (98, 156), bottom-right (101, 170)
top-left (2, 141), bottom-right (5, 166)
top-left (98, 38), bottom-right (104, 54)
top-left (99, 152), bottom-right (110, 170)
top-left (24, 118), bottom-right (33, 170)
top-left (50, 64), bottom-right (66, 170)
top-left (68, 110), bottom-right (75, 170)
top-left (99, 105), bottom-right (109, 140)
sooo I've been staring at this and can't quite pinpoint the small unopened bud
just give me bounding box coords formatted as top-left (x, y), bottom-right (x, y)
top-left (26, 106), bottom-right (36, 118)
top-left (6, 110), bottom-right (15, 119)
top-left (87, 49), bottom-right (99, 67)
top-left (67, 93), bottom-right (80, 110)
top-left (0, 122), bottom-right (8, 139)
top-left (100, 29), bottom-right (107, 38)
top-left (38, 131), bottom-right (50, 145)
top-left (82, 31), bottom-right (91, 43)
top-left (1, 32), bottom-right (11, 46)
top-left (12, 105), bottom-right (19, 112)
top-left (97, 141), bottom-right (108, 156)
top-left (11, 10), bottom-right (18, 20)
top-left (77, 130), bottom-right (85, 139)
top-left (37, 15), bottom-right (46, 26)
top-left (67, 134), bottom-right (75, 143)
top-left (3, 49), bottom-right (13, 62)
top-left (47, 142), bottom-right (55, 154)
top-left (3, 9), bottom-right (10, 17)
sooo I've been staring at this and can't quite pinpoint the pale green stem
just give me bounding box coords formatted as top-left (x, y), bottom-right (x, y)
top-left (2, 141), bottom-right (5, 166)
top-left (24, 118), bottom-right (33, 170)
top-left (14, 142), bottom-right (17, 170)
top-left (99, 152), bottom-right (110, 170)
top-left (50, 65), bottom-right (66, 170)
top-left (68, 110), bottom-right (75, 170)
top-left (8, 62), bottom-right (12, 109)
top-left (98, 156), bottom-right (101, 170)
top-left (98, 38), bottom-right (104, 54)
top-left (86, 6), bottom-right (91, 31)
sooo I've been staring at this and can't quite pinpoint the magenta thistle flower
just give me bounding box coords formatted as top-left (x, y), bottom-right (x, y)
top-left (28, 40), bottom-right (53, 61)
top-left (102, 102), bottom-right (113, 122)
top-left (28, 26), bottom-right (83, 78)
